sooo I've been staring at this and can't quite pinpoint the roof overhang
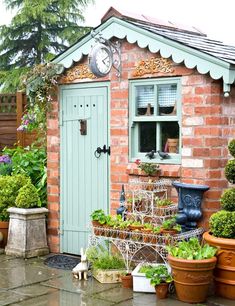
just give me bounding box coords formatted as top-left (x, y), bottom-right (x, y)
top-left (53, 17), bottom-right (235, 94)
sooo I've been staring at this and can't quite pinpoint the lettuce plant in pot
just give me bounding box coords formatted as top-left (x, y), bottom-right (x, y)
top-left (145, 264), bottom-right (173, 299)
top-left (5, 182), bottom-right (49, 258)
top-left (203, 139), bottom-right (235, 299)
top-left (167, 237), bottom-right (217, 303)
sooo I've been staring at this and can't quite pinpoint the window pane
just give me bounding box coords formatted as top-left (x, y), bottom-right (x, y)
top-left (158, 84), bottom-right (177, 116)
top-left (136, 85), bottom-right (154, 116)
top-left (139, 122), bottom-right (156, 152)
top-left (161, 122), bottom-right (179, 153)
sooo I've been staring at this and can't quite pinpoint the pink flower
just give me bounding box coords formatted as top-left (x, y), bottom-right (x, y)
top-left (135, 159), bottom-right (141, 165)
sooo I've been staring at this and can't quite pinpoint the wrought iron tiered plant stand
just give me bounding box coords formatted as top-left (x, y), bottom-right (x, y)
top-left (89, 179), bottom-right (204, 271)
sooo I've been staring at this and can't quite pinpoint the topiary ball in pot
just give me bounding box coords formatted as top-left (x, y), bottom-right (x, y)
top-left (225, 159), bottom-right (235, 184)
top-left (209, 210), bottom-right (235, 238)
top-left (228, 139), bottom-right (235, 158)
top-left (15, 183), bottom-right (41, 208)
top-left (220, 188), bottom-right (235, 211)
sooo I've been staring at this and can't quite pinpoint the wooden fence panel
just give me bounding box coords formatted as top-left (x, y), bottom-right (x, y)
top-left (0, 94), bottom-right (17, 150)
top-left (0, 92), bottom-right (36, 150)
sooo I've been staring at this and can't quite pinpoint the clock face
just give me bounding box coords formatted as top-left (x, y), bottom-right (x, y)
top-left (89, 43), bottom-right (113, 77)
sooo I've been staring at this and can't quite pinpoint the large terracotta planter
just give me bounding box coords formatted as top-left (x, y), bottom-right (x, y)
top-left (0, 221), bottom-right (9, 248)
top-left (203, 231), bottom-right (235, 299)
top-left (168, 254), bottom-right (217, 303)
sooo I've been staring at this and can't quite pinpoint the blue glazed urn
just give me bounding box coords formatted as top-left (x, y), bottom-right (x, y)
top-left (172, 182), bottom-right (209, 231)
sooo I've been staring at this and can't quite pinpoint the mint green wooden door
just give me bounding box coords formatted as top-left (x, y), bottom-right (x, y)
top-left (60, 83), bottom-right (109, 255)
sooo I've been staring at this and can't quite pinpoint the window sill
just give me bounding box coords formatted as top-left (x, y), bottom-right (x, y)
top-left (126, 163), bottom-right (181, 178)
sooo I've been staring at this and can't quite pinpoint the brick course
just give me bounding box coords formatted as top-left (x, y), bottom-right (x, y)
top-left (47, 39), bottom-right (234, 252)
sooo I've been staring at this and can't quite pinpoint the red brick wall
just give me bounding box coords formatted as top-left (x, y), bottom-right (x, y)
top-left (47, 40), bottom-right (234, 252)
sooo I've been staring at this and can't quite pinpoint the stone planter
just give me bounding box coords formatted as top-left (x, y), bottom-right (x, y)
top-left (5, 207), bottom-right (49, 258)
top-left (92, 268), bottom-right (126, 283)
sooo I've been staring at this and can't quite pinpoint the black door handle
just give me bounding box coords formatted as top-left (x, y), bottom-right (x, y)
top-left (94, 145), bottom-right (110, 158)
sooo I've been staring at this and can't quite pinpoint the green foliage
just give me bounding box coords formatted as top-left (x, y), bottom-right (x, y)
top-left (16, 182), bottom-right (41, 208)
top-left (167, 237), bottom-right (217, 260)
top-left (0, 0), bottom-right (93, 92)
top-left (0, 174), bottom-right (30, 221)
top-left (225, 160), bottom-right (235, 184)
top-left (155, 198), bottom-right (173, 207)
top-left (0, 163), bottom-right (12, 176)
top-left (209, 210), bottom-right (235, 238)
top-left (145, 265), bottom-right (173, 286)
top-left (138, 264), bottom-right (153, 274)
top-left (86, 244), bottom-right (125, 270)
top-left (220, 188), bottom-right (235, 211)
top-left (135, 159), bottom-right (160, 176)
top-left (3, 146), bottom-right (47, 206)
top-left (228, 139), bottom-right (235, 158)
top-left (162, 217), bottom-right (181, 232)
top-left (90, 209), bottom-right (106, 224)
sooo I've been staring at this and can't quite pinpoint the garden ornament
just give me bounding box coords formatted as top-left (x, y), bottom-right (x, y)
top-left (72, 248), bottom-right (88, 280)
top-left (157, 150), bottom-right (169, 159)
top-left (145, 150), bottom-right (156, 159)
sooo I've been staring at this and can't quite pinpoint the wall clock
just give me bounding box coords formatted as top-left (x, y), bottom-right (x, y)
top-left (88, 43), bottom-right (113, 77)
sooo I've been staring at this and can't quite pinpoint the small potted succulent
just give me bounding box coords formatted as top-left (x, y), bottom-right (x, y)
top-left (167, 237), bottom-right (217, 303)
top-left (145, 264), bottom-right (173, 299)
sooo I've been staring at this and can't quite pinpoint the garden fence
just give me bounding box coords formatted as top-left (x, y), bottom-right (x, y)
top-left (0, 92), bottom-right (35, 150)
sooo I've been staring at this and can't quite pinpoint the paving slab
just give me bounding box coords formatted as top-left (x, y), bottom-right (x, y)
top-left (94, 286), bottom-right (134, 304)
top-left (12, 284), bottom-right (58, 298)
top-left (41, 273), bottom-right (119, 295)
top-left (0, 290), bottom-right (29, 306)
top-left (9, 290), bottom-right (115, 306)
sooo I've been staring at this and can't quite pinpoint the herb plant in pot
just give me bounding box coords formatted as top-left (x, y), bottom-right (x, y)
top-left (167, 237), bottom-right (217, 303)
top-left (145, 264), bottom-right (173, 299)
top-left (203, 140), bottom-right (235, 299)
top-left (120, 271), bottom-right (133, 289)
top-left (5, 182), bottom-right (49, 258)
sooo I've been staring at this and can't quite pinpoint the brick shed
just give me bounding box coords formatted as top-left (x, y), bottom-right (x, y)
top-left (48, 7), bottom-right (235, 254)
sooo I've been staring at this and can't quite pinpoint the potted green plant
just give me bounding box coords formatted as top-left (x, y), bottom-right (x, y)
top-left (86, 244), bottom-right (126, 283)
top-left (5, 181), bottom-right (49, 258)
top-left (90, 209), bottom-right (107, 235)
top-left (161, 217), bottom-right (181, 234)
top-left (155, 198), bottom-right (173, 207)
top-left (145, 264), bottom-right (173, 299)
top-left (142, 223), bottom-right (153, 243)
top-left (203, 141), bottom-right (235, 299)
top-left (167, 237), bottom-right (217, 303)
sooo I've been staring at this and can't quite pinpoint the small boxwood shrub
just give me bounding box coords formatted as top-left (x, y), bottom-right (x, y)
top-left (0, 174), bottom-right (31, 221)
top-left (15, 183), bottom-right (41, 208)
top-left (220, 188), bottom-right (235, 211)
top-left (209, 210), bottom-right (235, 238)
top-left (225, 160), bottom-right (235, 184)
top-left (228, 139), bottom-right (235, 158)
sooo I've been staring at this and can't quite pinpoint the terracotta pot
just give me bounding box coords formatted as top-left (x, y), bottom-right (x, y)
top-left (167, 138), bottom-right (179, 153)
top-left (168, 254), bottom-right (217, 303)
top-left (203, 231), bottom-right (235, 299)
top-left (0, 221), bottom-right (9, 248)
top-left (155, 283), bottom-right (169, 299)
top-left (142, 229), bottom-right (152, 243)
top-left (121, 273), bottom-right (133, 289)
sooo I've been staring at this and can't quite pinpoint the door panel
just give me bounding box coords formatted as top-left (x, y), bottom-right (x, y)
top-left (60, 85), bottom-right (109, 254)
